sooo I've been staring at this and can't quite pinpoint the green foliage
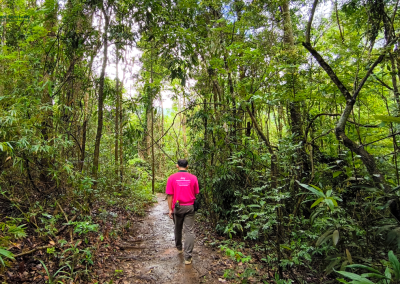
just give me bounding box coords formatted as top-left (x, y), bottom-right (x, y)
top-left (335, 251), bottom-right (400, 283)
top-left (296, 181), bottom-right (341, 211)
top-left (38, 260), bottom-right (71, 284)
top-left (70, 219), bottom-right (99, 236)
top-left (0, 248), bottom-right (15, 267)
top-left (220, 245), bottom-right (251, 263)
top-left (1, 0), bottom-right (400, 280)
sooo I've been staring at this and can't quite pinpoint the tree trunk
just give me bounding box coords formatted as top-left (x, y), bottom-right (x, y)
top-left (281, 0), bottom-right (305, 143)
top-left (182, 94), bottom-right (188, 156)
top-left (159, 95), bottom-right (164, 173)
top-left (79, 14), bottom-right (97, 173)
top-left (115, 48), bottom-right (120, 179)
top-left (151, 43), bottom-right (155, 194)
top-left (120, 52), bottom-right (126, 185)
top-left (80, 90), bottom-right (90, 172)
top-left (146, 108), bottom-right (151, 158)
top-left (92, 6), bottom-right (109, 185)
top-left (39, 0), bottom-right (58, 191)
top-left (389, 53), bottom-right (400, 111)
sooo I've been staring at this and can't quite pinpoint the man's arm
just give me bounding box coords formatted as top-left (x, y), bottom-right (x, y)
top-left (165, 176), bottom-right (174, 219)
top-left (167, 194), bottom-right (173, 219)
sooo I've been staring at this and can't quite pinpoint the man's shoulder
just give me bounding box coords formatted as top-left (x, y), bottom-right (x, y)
top-left (168, 172), bottom-right (197, 180)
top-left (187, 173), bottom-right (198, 180)
top-left (168, 172), bottom-right (179, 179)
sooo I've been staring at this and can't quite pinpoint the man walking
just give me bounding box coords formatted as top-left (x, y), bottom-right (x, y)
top-left (166, 159), bottom-right (199, 265)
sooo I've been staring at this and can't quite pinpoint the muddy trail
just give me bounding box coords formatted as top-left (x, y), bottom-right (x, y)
top-left (101, 193), bottom-right (230, 283)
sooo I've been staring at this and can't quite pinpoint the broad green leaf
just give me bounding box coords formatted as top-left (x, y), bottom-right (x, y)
top-left (334, 270), bottom-right (375, 284)
top-left (346, 249), bottom-right (353, 264)
top-left (389, 250), bottom-right (400, 279)
top-left (280, 244), bottom-right (291, 250)
top-left (0, 248), bottom-right (15, 266)
top-left (340, 261), bottom-right (348, 272)
top-left (0, 248), bottom-right (15, 260)
top-left (316, 229), bottom-right (334, 246)
top-left (385, 266), bottom-right (392, 282)
top-left (360, 273), bottom-right (388, 280)
top-left (333, 171), bottom-right (342, 178)
top-left (326, 258), bottom-right (341, 275)
top-left (326, 198), bottom-right (335, 211)
top-left (310, 184), bottom-right (324, 192)
top-left (333, 230), bottom-right (339, 246)
top-left (346, 265), bottom-right (381, 274)
top-left (329, 197), bottom-right (339, 207)
top-left (296, 181), bottom-right (325, 198)
top-left (311, 197), bottom-right (324, 208)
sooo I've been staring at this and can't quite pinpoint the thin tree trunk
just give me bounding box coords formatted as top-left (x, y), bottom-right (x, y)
top-left (389, 53), bottom-right (400, 111)
top-left (39, 0), bottom-right (58, 191)
top-left (120, 51), bottom-right (126, 185)
top-left (80, 90), bottom-right (90, 172)
top-left (92, 6), bottom-right (109, 185)
top-left (80, 15), bottom-right (97, 173)
top-left (282, 0), bottom-right (308, 182)
top-left (115, 48), bottom-right (119, 179)
top-left (159, 95), bottom-right (164, 173)
top-left (182, 94), bottom-right (188, 156)
top-left (151, 43), bottom-right (155, 194)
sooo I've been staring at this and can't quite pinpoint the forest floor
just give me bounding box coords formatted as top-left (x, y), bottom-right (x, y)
top-left (2, 192), bottom-right (275, 284)
top-left (98, 193), bottom-right (234, 284)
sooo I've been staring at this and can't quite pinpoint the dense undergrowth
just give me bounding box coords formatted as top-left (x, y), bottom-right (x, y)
top-left (0, 158), bottom-right (155, 283)
top-left (190, 133), bottom-right (400, 283)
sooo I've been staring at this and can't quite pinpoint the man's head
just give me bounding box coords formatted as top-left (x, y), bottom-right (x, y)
top-left (176, 159), bottom-right (189, 170)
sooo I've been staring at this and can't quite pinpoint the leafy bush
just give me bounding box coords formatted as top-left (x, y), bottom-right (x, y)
top-left (70, 220), bottom-right (99, 235)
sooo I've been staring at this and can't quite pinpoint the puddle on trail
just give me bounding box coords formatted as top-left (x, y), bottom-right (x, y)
top-left (109, 193), bottom-right (221, 283)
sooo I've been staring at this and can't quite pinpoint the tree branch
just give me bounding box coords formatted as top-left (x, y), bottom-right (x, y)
top-left (305, 113), bottom-right (378, 139)
top-left (305, 0), bottom-right (319, 44)
top-left (302, 42), bottom-right (352, 100)
top-left (245, 106), bottom-right (274, 154)
top-left (353, 53), bottom-right (387, 98)
top-left (14, 245), bottom-right (53, 258)
top-left (359, 131), bottom-right (400, 148)
top-left (372, 72), bottom-right (394, 91)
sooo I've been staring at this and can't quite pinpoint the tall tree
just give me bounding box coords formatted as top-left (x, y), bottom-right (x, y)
top-left (92, 3), bottom-right (110, 184)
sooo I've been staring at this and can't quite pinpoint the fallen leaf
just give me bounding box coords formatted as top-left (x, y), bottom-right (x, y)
top-left (49, 241), bottom-right (55, 245)
top-left (11, 242), bottom-right (22, 249)
top-left (218, 278), bottom-right (226, 282)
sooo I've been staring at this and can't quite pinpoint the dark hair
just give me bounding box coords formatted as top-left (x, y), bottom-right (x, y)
top-left (177, 159), bottom-right (188, 168)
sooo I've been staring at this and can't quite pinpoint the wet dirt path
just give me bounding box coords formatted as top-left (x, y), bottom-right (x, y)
top-left (111, 193), bottom-right (222, 283)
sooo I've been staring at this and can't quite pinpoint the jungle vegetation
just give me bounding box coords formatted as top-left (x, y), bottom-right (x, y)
top-left (1, 0), bottom-right (400, 282)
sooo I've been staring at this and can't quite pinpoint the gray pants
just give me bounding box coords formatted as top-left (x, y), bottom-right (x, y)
top-left (173, 205), bottom-right (195, 260)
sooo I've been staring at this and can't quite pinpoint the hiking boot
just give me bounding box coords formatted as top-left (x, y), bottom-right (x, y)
top-left (185, 258), bottom-right (192, 265)
top-left (177, 248), bottom-right (183, 254)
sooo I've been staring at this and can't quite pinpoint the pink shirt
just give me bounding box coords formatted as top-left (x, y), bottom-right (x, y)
top-left (166, 171), bottom-right (199, 210)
